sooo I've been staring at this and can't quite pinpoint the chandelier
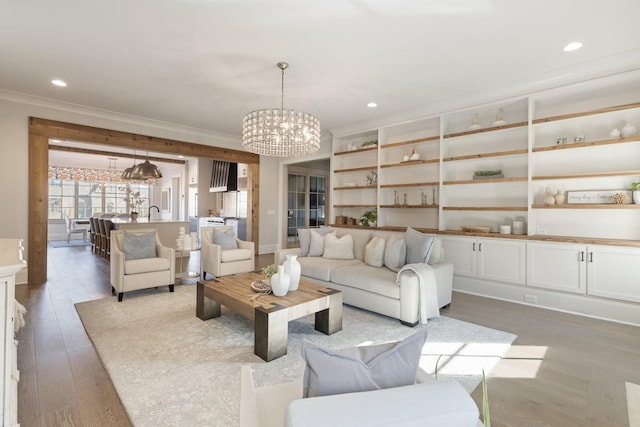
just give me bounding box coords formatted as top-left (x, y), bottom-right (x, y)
top-left (242, 62), bottom-right (321, 157)
top-left (120, 151), bottom-right (162, 180)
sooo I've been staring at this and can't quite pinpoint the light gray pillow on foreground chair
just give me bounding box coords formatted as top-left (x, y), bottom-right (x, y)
top-left (239, 329), bottom-right (482, 427)
top-left (200, 226), bottom-right (254, 279)
top-left (110, 229), bottom-right (175, 301)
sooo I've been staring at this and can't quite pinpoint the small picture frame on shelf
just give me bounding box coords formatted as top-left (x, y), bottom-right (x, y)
top-left (566, 189), bottom-right (632, 204)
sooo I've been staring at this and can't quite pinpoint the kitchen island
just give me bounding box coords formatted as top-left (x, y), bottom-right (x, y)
top-left (110, 219), bottom-right (190, 250)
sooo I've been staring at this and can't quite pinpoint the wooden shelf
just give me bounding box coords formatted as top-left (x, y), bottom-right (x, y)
top-left (380, 159), bottom-right (439, 169)
top-left (532, 136), bottom-right (639, 153)
top-left (380, 181), bottom-right (439, 188)
top-left (443, 148), bottom-right (527, 162)
top-left (333, 204), bottom-right (377, 208)
top-left (381, 135), bottom-right (439, 149)
top-left (334, 185), bottom-right (376, 190)
top-left (532, 204), bottom-right (640, 209)
top-left (334, 165), bottom-right (377, 173)
top-left (443, 121), bottom-right (528, 139)
top-left (532, 170), bottom-right (640, 180)
top-left (443, 177), bottom-right (527, 185)
top-left (443, 206), bottom-right (528, 211)
top-left (532, 102), bottom-right (640, 125)
top-left (380, 204), bottom-right (439, 209)
top-left (334, 146), bottom-right (378, 156)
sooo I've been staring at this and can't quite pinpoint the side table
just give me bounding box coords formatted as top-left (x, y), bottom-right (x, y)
top-left (176, 247), bottom-right (200, 283)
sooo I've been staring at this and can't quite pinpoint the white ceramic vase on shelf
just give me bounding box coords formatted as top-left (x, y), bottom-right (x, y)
top-left (621, 123), bottom-right (637, 138)
top-left (284, 254), bottom-right (301, 291)
top-left (270, 265), bottom-right (290, 297)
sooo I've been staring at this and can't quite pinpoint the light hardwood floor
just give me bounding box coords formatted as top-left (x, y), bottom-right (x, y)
top-left (17, 245), bottom-right (639, 426)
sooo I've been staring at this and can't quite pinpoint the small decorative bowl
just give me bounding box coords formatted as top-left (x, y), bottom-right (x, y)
top-left (250, 280), bottom-right (271, 293)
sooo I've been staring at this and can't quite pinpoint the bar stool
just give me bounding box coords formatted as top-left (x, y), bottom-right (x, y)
top-left (103, 219), bottom-right (113, 260)
top-left (97, 218), bottom-right (107, 258)
top-left (89, 217), bottom-right (98, 253)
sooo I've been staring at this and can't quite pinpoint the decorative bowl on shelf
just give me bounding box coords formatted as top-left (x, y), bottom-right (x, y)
top-left (492, 119), bottom-right (507, 127)
top-left (469, 124), bottom-right (482, 131)
top-left (462, 226), bottom-right (492, 233)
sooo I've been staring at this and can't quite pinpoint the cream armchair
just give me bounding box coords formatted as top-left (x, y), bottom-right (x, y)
top-left (200, 226), bottom-right (254, 279)
top-left (110, 229), bottom-right (175, 301)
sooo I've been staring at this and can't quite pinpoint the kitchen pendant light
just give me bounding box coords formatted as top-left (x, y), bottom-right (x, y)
top-left (120, 151), bottom-right (137, 180)
top-left (132, 152), bottom-right (162, 179)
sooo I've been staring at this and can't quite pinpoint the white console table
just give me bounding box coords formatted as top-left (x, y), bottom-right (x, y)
top-left (0, 239), bottom-right (26, 427)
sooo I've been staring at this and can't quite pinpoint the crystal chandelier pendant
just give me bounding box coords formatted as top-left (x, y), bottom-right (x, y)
top-left (242, 62), bottom-right (321, 157)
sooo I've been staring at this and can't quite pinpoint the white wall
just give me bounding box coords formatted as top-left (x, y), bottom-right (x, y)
top-left (0, 94), bottom-right (284, 266)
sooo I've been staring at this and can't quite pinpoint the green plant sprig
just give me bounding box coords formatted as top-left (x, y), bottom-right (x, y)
top-left (631, 182), bottom-right (640, 191)
top-left (261, 264), bottom-right (278, 278)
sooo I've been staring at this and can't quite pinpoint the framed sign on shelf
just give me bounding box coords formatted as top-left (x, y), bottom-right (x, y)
top-left (566, 189), bottom-right (632, 204)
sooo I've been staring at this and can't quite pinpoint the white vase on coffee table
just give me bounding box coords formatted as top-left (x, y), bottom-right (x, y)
top-left (270, 265), bottom-right (290, 297)
top-left (284, 254), bottom-right (301, 291)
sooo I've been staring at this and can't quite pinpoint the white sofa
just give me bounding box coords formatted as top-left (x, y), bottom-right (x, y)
top-left (240, 365), bottom-right (483, 427)
top-left (274, 227), bottom-right (453, 326)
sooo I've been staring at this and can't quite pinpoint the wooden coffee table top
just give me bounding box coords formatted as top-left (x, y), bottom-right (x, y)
top-left (198, 271), bottom-right (340, 321)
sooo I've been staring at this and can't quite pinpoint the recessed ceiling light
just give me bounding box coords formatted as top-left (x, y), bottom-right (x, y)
top-left (51, 79), bottom-right (67, 87)
top-left (367, 102), bottom-right (377, 108)
top-left (563, 42), bottom-right (583, 52)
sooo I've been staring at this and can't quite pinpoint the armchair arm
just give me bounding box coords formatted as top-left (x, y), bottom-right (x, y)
top-left (157, 244), bottom-right (176, 281)
top-left (236, 238), bottom-right (255, 253)
top-left (201, 240), bottom-right (223, 277)
top-left (110, 241), bottom-right (126, 290)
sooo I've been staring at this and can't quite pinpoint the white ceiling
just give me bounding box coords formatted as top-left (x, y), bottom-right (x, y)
top-left (3, 0), bottom-right (640, 155)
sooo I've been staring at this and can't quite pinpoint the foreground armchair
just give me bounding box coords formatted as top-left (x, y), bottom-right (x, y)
top-left (110, 229), bottom-right (175, 301)
top-left (200, 226), bottom-right (254, 279)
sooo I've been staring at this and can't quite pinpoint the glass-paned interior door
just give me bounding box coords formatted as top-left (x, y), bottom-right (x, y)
top-left (287, 173), bottom-right (327, 247)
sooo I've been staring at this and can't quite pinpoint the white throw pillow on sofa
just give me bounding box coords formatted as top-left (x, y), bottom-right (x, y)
top-left (322, 233), bottom-right (354, 260)
top-left (308, 229), bottom-right (326, 257)
top-left (364, 236), bottom-right (386, 267)
top-left (384, 236), bottom-right (406, 272)
top-left (299, 226), bottom-right (331, 257)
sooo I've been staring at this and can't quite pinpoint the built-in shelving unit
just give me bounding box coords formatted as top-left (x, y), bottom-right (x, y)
top-left (330, 71), bottom-right (640, 242)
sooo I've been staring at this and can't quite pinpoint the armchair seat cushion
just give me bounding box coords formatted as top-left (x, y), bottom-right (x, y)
top-left (221, 248), bottom-right (253, 263)
top-left (125, 257), bottom-right (170, 275)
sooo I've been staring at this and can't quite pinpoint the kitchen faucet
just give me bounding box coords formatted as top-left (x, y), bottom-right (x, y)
top-left (148, 205), bottom-right (160, 221)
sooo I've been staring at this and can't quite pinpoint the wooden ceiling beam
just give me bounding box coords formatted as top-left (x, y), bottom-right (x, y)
top-left (30, 117), bottom-right (260, 164)
top-left (48, 144), bottom-right (186, 165)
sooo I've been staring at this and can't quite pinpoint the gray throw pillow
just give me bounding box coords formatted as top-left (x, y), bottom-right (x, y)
top-left (301, 328), bottom-right (428, 398)
top-left (384, 236), bottom-right (406, 272)
top-left (404, 227), bottom-right (436, 264)
top-left (213, 228), bottom-right (238, 250)
top-left (123, 231), bottom-right (157, 260)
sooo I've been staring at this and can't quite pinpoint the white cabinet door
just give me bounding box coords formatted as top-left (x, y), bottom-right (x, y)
top-left (527, 242), bottom-right (586, 294)
top-left (477, 239), bottom-right (526, 285)
top-left (441, 236), bottom-right (476, 277)
top-left (587, 245), bottom-right (640, 303)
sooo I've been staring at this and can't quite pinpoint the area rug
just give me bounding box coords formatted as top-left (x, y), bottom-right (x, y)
top-left (48, 239), bottom-right (91, 247)
top-left (76, 284), bottom-right (516, 427)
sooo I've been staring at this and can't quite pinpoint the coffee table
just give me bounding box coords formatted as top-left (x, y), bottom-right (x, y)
top-left (196, 272), bottom-right (343, 361)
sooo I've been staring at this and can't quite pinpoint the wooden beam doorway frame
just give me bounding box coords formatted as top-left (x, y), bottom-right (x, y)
top-left (28, 117), bottom-right (260, 286)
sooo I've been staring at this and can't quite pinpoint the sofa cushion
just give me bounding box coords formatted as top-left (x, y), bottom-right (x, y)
top-left (298, 257), bottom-right (360, 282)
top-left (331, 263), bottom-right (400, 299)
top-left (384, 236), bottom-right (406, 272)
top-left (364, 236), bottom-right (386, 267)
top-left (301, 328), bottom-right (428, 398)
top-left (124, 231), bottom-right (157, 260)
top-left (213, 228), bottom-right (238, 250)
top-left (322, 234), bottom-right (354, 260)
top-left (298, 227), bottom-right (331, 257)
top-left (220, 248), bottom-right (252, 262)
top-left (405, 227), bottom-right (436, 264)
top-left (125, 257), bottom-right (170, 275)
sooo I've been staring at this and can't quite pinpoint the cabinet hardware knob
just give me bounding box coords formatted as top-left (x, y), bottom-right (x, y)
top-left (473, 242), bottom-right (476, 251)
top-left (580, 251), bottom-right (584, 262)
top-left (589, 252), bottom-right (593, 263)
top-left (478, 243), bottom-right (482, 252)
